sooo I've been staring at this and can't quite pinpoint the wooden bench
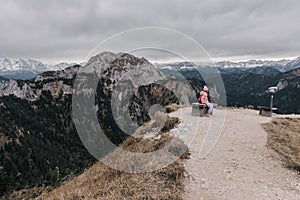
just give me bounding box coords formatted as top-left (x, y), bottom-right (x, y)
top-left (258, 106), bottom-right (272, 117)
top-left (191, 103), bottom-right (208, 117)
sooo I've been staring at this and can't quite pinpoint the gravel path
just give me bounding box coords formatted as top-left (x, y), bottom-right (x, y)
top-left (170, 107), bottom-right (300, 200)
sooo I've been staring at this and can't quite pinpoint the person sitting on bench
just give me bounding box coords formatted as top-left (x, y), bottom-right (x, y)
top-left (198, 85), bottom-right (213, 114)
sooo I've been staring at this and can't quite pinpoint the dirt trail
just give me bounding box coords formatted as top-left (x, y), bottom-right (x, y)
top-left (170, 107), bottom-right (300, 200)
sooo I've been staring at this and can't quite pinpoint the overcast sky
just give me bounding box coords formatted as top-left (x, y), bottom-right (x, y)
top-left (1, 0), bottom-right (300, 64)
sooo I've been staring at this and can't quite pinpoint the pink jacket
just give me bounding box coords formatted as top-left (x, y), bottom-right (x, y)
top-left (198, 91), bottom-right (208, 104)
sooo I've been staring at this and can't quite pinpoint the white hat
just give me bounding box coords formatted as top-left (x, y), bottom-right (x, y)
top-left (203, 85), bottom-right (208, 91)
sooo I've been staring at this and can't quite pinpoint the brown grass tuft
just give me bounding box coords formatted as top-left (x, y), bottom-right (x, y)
top-left (0, 136), bottom-right (8, 148)
top-left (165, 103), bottom-right (180, 113)
top-left (262, 118), bottom-right (300, 171)
top-left (33, 114), bottom-right (189, 200)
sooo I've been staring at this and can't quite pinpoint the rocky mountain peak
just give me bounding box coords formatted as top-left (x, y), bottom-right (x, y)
top-left (83, 52), bottom-right (164, 88)
top-left (85, 52), bottom-right (150, 68)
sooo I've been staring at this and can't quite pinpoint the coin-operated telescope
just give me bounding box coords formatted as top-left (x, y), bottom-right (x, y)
top-left (268, 86), bottom-right (278, 116)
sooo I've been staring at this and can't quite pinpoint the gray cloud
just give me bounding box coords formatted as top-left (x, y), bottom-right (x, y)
top-left (0, 0), bottom-right (299, 63)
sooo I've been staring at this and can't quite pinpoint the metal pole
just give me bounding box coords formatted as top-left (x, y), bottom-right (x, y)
top-left (270, 94), bottom-right (273, 117)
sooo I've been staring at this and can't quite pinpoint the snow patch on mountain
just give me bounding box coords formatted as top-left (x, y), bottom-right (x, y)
top-left (156, 57), bottom-right (299, 73)
top-left (0, 58), bottom-right (70, 72)
top-left (0, 58), bottom-right (77, 80)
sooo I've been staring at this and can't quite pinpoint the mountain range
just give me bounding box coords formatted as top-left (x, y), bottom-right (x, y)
top-left (1, 56), bottom-right (300, 80)
top-left (156, 56), bottom-right (300, 73)
top-left (0, 54), bottom-right (300, 113)
top-left (0, 58), bottom-right (79, 80)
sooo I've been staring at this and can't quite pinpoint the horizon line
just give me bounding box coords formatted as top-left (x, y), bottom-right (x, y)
top-left (1, 55), bottom-right (299, 65)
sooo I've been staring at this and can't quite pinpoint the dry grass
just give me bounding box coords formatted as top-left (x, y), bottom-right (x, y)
top-left (33, 114), bottom-right (189, 200)
top-left (0, 136), bottom-right (8, 148)
top-left (165, 103), bottom-right (180, 113)
top-left (1, 187), bottom-right (51, 200)
top-left (263, 118), bottom-right (300, 171)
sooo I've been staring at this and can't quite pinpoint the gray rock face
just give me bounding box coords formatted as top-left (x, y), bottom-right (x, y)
top-left (75, 52), bottom-right (196, 134)
top-left (84, 52), bottom-right (165, 89)
top-left (0, 68), bottom-right (76, 100)
top-left (0, 79), bottom-right (37, 100)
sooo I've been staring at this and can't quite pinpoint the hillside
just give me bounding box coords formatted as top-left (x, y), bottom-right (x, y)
top-left (0, 52), bottom-right (192, 197)
top-left (32, 113), bottom-right (188, 200)
top-left (1, 112), bottom-right (189, 199)
top-left (177, 67), bottom-right (300, 114)
top-left (0, 93), bottom-right (96, 197)
top-left (222, 68), bottom-right (300, 113)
